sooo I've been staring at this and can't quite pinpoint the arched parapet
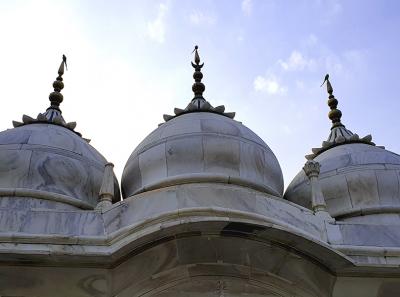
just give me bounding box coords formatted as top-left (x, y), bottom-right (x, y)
top-left (110, 183), bottom-right (326, 241)
top-left (108, 220), bottom-right (351, 297)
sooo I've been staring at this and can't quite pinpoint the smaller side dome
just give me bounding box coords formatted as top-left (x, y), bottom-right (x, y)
top-left (285, 143), bottom-right (400, 219)
top-left (0, 55), bottom-right (120, 209)
top-left (285, 75), bottom-right (399, 222)
top-left (0, 124), bottom-right (120, 208)
top-left (122, 112), bottom-right (284, 198)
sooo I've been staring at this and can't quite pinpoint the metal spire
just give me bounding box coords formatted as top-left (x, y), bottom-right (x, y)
top-left (12, 55), bottom-right (85, 139)
top-left (321, 74), bottom-right (343, 128)
top-left (305, 74), bottom-right (375, 159)
top-left (191, 45), bottom-right (205, 100)
top-left (48, 55), bottom-right (67, 111)
top-left (162, 45), bottom-right (235, 122)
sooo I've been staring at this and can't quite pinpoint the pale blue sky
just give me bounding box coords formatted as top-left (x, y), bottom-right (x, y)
top-left (0, 0), bottom-right (399, 188)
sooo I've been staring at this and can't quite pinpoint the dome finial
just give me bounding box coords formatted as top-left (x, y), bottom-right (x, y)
top-left (321, 74), bottom-right (342, 128)
top-left (48, 55), bottom-right (67, 111)
top-left (162, 46), bottom-right (235, 122)
top-left (12, 54), bottom-right (86, 138)
top-left (305, 74), bottom-right (375, 159)
top-left (191, 45), bottom-right (205, 99)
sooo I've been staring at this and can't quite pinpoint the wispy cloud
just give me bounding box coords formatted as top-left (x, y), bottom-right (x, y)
top-left (278, 50), bottom-right (316, 71)
top-left (254, 74), bottom-right (287, 95)
top-left (241, 0), bottom-right (253, 16)
top-left (189, 11), bottom-right (216, 25)
top-left (252, 34), bottom-right (367, 97)
top-left (146, 3), bottom-right (168, 43)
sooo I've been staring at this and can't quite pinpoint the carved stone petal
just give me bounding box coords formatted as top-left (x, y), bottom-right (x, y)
top-left (361, 134), bottom-right (372, 142)
top-left (187, 102), bottom-right (197, 111)
top-left (213, 105), bottom-right (225, 113)
top-left (37, 113), bottom-right (47, 121)
top-left (312, 147), bottom-right (322, 154)
top-left (305, 153), bottom-right (315, 160)
top-left (174, 108), bottom-right (184, 115)
top-left (336, 135), bottom-right (345, 143)
top-left (53, 116), bottom-right (64, 125)
top-left (12, 121), bottom-right (23, 128)
top-left (164, 102), bottom-right (235, 122)
top-left (322, 141), bottom-right (331, 148)
top-left (202, 101), bottom-right (211, 110)
top-left (350, 134), bottom-right (360, 141)
top-left (224, 112), bottom-right (235, 119)
top-left (163, 114), bottom-right (174, 121)
top-left (66, 122), bottom-right (77, 130)
top-left (22, 114), bottom-right (35, 124)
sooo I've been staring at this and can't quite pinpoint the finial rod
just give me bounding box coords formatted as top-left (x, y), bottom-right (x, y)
top-left (321, 74), bottom-right (342, 128)
top-left (162, 46), bottom-right (235, 121)
top-left (191, 45), bottom-right (205, 99)
top-left (49, 55), bottom-right (67, 111)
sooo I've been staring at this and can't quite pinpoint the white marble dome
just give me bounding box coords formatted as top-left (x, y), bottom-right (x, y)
top-left (122, 112), bottom-right (284, 198)
top-left (284, 143), bottom-right (400, 221)
top-left (0, 123), bottom-right (120, 209)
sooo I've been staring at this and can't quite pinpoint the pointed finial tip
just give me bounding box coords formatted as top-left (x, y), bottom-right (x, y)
top-left (62, 54), bottom-right (67, 71)
top-left (49, 54), bottom-right (68, 108)
top-left (320, 73), bottom-right (333, 95)
top-left (192, 45), bottom-right (201, 66)
top-left (320, 73), bottom-right (329, 87)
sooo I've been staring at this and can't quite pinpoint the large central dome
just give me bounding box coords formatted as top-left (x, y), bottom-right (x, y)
top-left (122, 46), bottom-right (283, 198)
top-left (121, 112), bottom-right (283, 198)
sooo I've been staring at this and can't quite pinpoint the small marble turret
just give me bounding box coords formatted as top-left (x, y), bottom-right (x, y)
top-left (96, 163), bottom-right (116, 211)
top-left (303, 160), bottom-right (333, 221)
